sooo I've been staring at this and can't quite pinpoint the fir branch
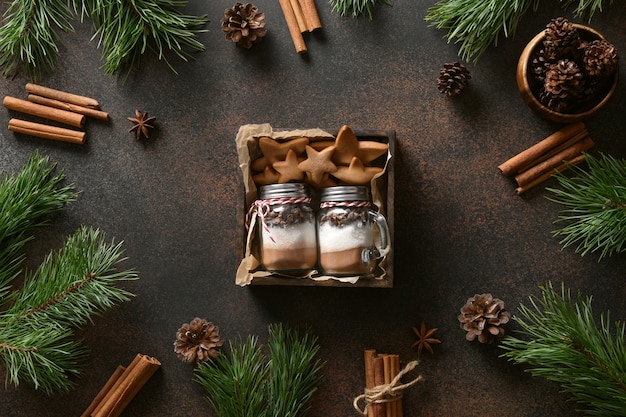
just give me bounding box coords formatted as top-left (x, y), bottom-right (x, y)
top-left (194, 335), bottom-right (268, 417)
top-left (82, 0), bottom-right (209, 77)
top-left (328, 0), bottom-right (392, 19)
top-left (0, 0), bottom-right (76, 79)
top-left (266, 324), bottom-right (324, 417)
top-left (3, 226), bottom-right (137, 329)
top-left (546, 153), bottom-right (626, 260)
top-left (0, 226), bottom-right (136, 393)
top-left (0, 152), bottom-right (77, 301)
top-left (424, 0), bottom-right (614, 63)
top-left (0, 325), bottom-right (86, 394)
top-left (501, 282), bottom-right (626, 417)
top-left (194, 324), bottom-right (324, 417)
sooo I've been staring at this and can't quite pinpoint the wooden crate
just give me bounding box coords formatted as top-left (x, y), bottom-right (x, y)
top-left (235, 128), bottom-right (395, 287)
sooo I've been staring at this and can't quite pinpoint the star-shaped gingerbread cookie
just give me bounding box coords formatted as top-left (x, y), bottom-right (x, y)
top-left (332, 156), bottom-right (383, 185)
top-left (272, 149), bottom-right (305, 183)
top-left (252, 165), bottom-right (281, 185)
top-left (251, 136), bottom-right (309, 171)
top-left (297, 145), bottom-right (337, 187)
top-left (332, 125), bottom-right (388, 166)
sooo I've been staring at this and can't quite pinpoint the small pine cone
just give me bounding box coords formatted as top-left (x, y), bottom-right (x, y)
top-left (543, 17), bottom-right (581, 61)
top-left (544, 59), bottom-right (584, 103)
top-left (539, 87), bottom-right (575, 113)
top-left (437, 62), bottom-right (471, 96)
top-left (582, 39), bottom-right (619, 79)
top-left (459, 293), bottom-right (510, 344)
top-left (221, 3), bottom-right (267, 48)
top-left (531, 48), bottom-right (552, 84)
top-left (174, 318), bottom-right (224, 365)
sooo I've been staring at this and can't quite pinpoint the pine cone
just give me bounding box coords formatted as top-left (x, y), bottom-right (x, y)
top-left (459, 293), bottom-right (510, 344)
top-left (582, 39), bottom-right (619, 79)
top-left (541, 59), bottom-right (584, 111)
top-left (221, 3), bottom-right (267, 48)
top-left (437, 62), bottom-right (471, 96)
top-left (543, 17), bottom-right (581, 61)
top-left (174, 318), bottom-right (224, 365)
top-left (530, 48), bottom-right (552, 84)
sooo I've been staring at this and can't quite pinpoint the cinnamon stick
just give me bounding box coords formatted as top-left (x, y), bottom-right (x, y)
top-left (290, 0), bottom-right (308, 32)
top-left (364, 349), bottom-right (377, 417)
top-left (372, 355), bottom-right (386, 417)
top-left (299, 0), bottom-right (322, 31)
top-left (8, 119), bottom-right (86, 144)
top-left (28, 94), bottom-right (109, 121)
top-left (514, 137), bottom-right (594, 187)
top-left (383, 355), bottom-right (392, 417)
top-left (390, 354), bottom-right (402, 417)
top-left (4, 96), bottom-right (85, 128)
top-left (515, 154), bottom-right (586, 195)
top-left (91, 354), bottom-right (161, 417)
top-left (25, 83), bottom-right (100, 109)
top-left (498, 122), bottom-right (586, 176)
top-left (81, 366), bottom-right (126, 417)
top-left (279, 0), bottom-right (307, 54)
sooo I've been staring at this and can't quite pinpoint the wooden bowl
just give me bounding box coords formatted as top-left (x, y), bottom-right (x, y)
top-left (517, 23), bottom-right (618, 123)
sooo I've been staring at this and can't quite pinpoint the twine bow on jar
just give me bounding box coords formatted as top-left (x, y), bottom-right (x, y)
top-left (245, 196), bottom-right (313, 245)
top-left (352, 360), bottom-right (423, 416)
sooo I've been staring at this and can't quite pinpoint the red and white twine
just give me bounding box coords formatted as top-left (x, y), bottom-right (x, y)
top-left (319, 200), bottom-right (371, 209)
top-left (245, 197), bottom-right (313, 245)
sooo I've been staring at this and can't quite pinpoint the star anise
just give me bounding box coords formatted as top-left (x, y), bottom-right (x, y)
top-left (128, 109), bottom-right (156, 140)
top-left (411, 322), bottom-right (441, 356)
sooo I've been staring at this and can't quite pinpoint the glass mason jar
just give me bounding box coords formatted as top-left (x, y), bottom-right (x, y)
top-left (317, 186), bottom-right (390, 275)
top-left (256, 183), bottom-right (318, 272)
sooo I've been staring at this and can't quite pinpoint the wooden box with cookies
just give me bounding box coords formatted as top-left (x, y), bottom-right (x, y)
top-left (235, 124), bottom-right (394, 287)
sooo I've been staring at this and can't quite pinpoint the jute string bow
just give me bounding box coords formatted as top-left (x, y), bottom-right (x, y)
top-left (352, 360), bottom-right (423, 416)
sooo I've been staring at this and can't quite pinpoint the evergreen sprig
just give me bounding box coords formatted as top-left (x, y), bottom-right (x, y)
top-left (328, 0), bottom-right (392, 19)
top-left (500, 282), bottom-right (626, 416)
top-left (425, 0), bottom-right (614, 62)
top-left (83, 0), bottom-right (209, 77)
top-left (0, 152), bottom-right (77, 299)
top-left (546, 152), bottom-right (626, 260)
top-left (194, 323), bottom-right (324, 417)
top-left (0, 0), bottom-right (208, 80)
top-left (0, 153), bottom-right (137, 394)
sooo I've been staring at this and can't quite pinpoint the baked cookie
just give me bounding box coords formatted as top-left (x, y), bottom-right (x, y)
top-left (272, 149), bottom-right (305, 183)
top-left (333, 125), bottom-right (388, 166)
top-left (252, 165), bottom-right (281, 185)
top-left (297, 145), bottom-right (337, 187)
top-left (332, 156), bottom-right (383, 185)
top-left (251, 136), bottom-right (309, 171)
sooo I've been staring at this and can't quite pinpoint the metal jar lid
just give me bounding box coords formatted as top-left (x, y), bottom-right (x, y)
top-left (259, 183), bottom-right (310, 199)
top-left (319, 186), bottom-right (370, 202)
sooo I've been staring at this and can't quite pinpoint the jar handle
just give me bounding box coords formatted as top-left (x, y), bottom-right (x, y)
top-left (362, 210), bottom-right (390, 264)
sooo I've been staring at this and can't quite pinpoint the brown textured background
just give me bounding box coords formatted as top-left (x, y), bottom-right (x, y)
top-left (1, 1), bottom-right (626, 416)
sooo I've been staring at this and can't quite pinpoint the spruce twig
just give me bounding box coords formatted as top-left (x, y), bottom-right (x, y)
top-left (328, 0), bottom-right (392, 19)
top-left (0, 153), bottom-right (137, 394)
top-left (0, 152), bottom-right (77, 300)
top-left (546, 152), bottom-right (626, 260)
top-left (500, 282), bottom-right (626, 416)
top-left (194, 323), bottom-right (324, 417)
top-left (0, 0), bottom-right (209, 80)
top-left (425, 0), bottom-right (614, 63)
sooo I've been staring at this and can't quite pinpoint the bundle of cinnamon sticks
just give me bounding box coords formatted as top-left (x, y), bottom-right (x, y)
top-left (498, 122), bottom-right (594, 195)
top-left (3, 83), bottom-right (109, 145)
top-left (363, 349), bottom-right (403, 417)
top-left (279, 0), bottom-right (322, 54)
top-left (81, 353), bottom-right (161, 417)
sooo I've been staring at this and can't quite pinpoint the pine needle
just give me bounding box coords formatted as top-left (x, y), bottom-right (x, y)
top-left (546, 152), bottom-right (626, 260)
top-left (328, 0), bottom-right (393, 19)
top-left (425, 0), bottom-right (614, 63)
top-left (0, 152), bottom-right (77, 300)
top-left (194, 324), bottom-right (324, 417)
top-left (501, 282), bottom-right (626, 416)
